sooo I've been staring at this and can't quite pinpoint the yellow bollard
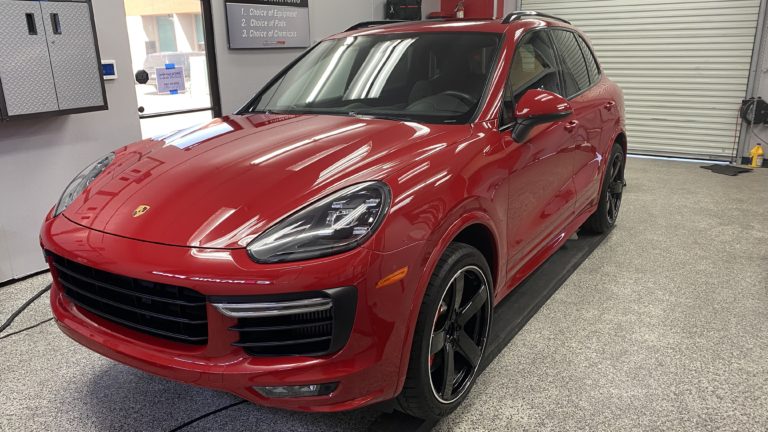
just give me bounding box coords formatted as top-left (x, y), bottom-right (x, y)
top-left (750, 143), bottom-right (764, 168)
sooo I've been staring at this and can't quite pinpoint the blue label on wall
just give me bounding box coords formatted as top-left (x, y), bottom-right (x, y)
top-left (102, 63), bottom-right (116, 77)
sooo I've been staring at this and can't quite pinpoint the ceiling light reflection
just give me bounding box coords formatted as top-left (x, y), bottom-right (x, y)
top-left (250, 123), bottom-right (366, 165)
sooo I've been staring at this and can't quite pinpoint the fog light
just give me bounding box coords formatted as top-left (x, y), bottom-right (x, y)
top-left (253, 382), bottom-right (339, 398)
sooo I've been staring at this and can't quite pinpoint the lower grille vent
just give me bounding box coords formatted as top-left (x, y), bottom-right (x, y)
top-left (232, 308), bottom-right (334, 356)
top-left (212, 287), bottom-right (356, 357)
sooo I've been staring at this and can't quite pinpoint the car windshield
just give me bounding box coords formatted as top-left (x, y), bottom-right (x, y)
top-left (244, 32), bottom-right (502, 124)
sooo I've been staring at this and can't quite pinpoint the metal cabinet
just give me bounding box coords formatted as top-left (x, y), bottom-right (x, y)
top-left (0, 0), bottom-right (59, 117)
top-left (0, 0), bottom-right (106, 120)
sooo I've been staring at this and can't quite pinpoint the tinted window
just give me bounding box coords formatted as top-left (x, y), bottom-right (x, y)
top-left (576, 35), bottom-right (600, 84)
top-left (504, 30), bottom-right (562, 107)
top-left (550, 30), bottom-right (590, 98)
top-left (249, 33), bottom-right (501, 124)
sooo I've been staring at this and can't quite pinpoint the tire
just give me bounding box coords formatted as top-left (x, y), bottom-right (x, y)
top-left (582, 143), bottom-right (626, 234)
top-left (397, 243), bottom-right (493, 420)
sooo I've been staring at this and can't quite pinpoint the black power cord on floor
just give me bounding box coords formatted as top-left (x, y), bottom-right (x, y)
top-left (0, 284), bottom-right (52, 335)
top-left (167, 400), bottom-right (248, 432)
top-left (0, 318), bottom-right (54, 340)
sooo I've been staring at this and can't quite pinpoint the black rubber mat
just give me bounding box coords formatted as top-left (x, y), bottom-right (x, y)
top-left (701, 164), bottom-right (752, 176)
top-left (369, 231), bottom-right (608, 431)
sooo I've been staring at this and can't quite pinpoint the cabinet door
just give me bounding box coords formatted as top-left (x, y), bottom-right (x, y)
top-left (41, 1), bottom-right (105, 111)
top-left (0, 0), bottom-right (59, 117)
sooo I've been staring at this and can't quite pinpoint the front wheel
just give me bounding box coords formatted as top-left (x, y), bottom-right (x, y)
top-left (583, 143), bottom-right (626, 233)
top-left (397, 243), bottom-right (493, 420)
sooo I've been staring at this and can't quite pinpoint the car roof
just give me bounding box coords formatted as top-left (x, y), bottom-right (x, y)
top-left (332, 16), bottom-right (575, 39)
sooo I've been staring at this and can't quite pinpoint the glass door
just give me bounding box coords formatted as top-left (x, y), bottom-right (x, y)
top-left (124, 0), bottom-right (220, 138)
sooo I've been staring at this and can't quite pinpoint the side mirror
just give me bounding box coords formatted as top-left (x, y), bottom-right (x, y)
top-left (508, 89), bottom-right (573, 142)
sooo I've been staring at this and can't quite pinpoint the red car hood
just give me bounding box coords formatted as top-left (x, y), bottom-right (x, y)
top-left (63, 113), bottom-right (469, 249)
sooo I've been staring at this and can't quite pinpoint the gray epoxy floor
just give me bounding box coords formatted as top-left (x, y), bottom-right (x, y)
top-left (1, 158), bottom-right (766, 432)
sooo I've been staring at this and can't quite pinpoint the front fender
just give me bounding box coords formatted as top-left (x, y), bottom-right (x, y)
top-left (391, 204), bottom-right (502, 398)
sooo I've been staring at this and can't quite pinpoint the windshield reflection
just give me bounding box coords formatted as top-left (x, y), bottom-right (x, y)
top-left (245, 32), bottom-right (501, 124)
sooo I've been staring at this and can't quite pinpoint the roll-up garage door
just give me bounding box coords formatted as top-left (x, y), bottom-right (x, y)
top-left (520, 0), bottom-right (761, 159)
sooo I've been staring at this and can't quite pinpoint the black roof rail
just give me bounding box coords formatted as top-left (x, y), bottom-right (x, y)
top-left (502, 11), bottom-right (571, 25)
top-left (345, 20), bottom-right (409, 32)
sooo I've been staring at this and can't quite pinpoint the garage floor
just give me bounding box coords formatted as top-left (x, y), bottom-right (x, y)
top-left (1, 158), bottom-right (767, 432)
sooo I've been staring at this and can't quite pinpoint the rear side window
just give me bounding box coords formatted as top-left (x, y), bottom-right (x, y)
top-left (549, 30), bottom-right (590, 98)
top-left (576, 35), bottom-right (600, 84)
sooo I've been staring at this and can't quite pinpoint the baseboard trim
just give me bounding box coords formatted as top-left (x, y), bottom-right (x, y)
top-left (0, 269), bottom-right (50, 289)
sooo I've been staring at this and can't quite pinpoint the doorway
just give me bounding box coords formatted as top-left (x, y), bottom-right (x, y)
top-left (124, 0), bottom-right (221, 138)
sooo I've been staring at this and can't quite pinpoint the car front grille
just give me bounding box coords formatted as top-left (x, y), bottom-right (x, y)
top-left (49, 253), bottom-right (208, 345)
top-left (212, 287), bottom-right (357, 357)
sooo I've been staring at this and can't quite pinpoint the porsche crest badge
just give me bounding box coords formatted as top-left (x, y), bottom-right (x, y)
top-left (132, 205), bottom-right (150, 218)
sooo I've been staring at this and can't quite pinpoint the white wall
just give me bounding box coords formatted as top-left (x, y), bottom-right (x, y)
top-left (504, 0), bottom-right (521, 13)
top-left (212, 0), bottom-right (443, 113)
top-left (0, 0), bottom-right (141, 282)
top-left (421, 0), bottom-right (442, 17)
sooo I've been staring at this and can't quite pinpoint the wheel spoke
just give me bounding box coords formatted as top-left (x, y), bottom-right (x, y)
top-left (431, 329), bottom-right (446, 355)
top-left (457, 331), bottom-right (482, 366)
top-left (611, 157), bottom-right (622, 181)
top-left (449, 273), bottom-right (465, 319)
top-left (441, 344), bottom-right (456, 399)
top-left (458, 287), bottom-right (488, 326)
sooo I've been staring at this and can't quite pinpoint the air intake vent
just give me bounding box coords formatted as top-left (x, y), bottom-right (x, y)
top-left (212, 287), bottom-right (356, 357)
top-left (49, 253), bottom-right (208, 345)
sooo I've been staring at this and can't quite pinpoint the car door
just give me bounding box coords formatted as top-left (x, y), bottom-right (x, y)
top-left (549, 29), bottom-right (607, 214)
top-left (500, 29), bottom-right (577, 289)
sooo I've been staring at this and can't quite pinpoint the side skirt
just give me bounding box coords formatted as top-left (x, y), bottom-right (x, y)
top-left (498, 206), bottom-right (597, 302)
top-left (482, 228), bottom-right (608, 369)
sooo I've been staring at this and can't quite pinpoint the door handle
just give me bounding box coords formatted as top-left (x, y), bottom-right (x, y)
top-left (564, 120), bottom-right (579, 133)
top-left (25, 13), bottom-right (37, 35)
top-left (50, 13), bottom-right (62, 35)
top-left (603, 101), bottom-right (616, 111)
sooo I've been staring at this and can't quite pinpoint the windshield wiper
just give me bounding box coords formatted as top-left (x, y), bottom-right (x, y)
top-left (350, 112), bottom-right (416, 122)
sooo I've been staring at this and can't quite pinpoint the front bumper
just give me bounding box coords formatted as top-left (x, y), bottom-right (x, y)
top-left (42, 214), bottom-right (424, 412)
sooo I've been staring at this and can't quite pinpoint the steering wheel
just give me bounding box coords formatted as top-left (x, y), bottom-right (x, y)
top-left (442, 91), bottom-right (476, 106)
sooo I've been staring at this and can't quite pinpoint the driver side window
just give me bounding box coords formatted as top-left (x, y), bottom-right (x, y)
top-left (502, 31), bottom-right (561, 124)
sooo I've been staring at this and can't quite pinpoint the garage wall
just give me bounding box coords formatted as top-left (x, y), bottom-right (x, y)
top-left (0, 0), bottom-right (141, 283)
top-left (521, 0), bottom-right (762, 160)
top-left (504, 0), bottom-right (521, 13)
top-left (212, 0), bottom-right (441, 113)
top-left (741, 0), bottom-right (768, 160)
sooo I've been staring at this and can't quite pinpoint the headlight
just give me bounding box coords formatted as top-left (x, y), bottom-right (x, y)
top-left (54, 153), bottom-right (115, 216)
top-left (248, 181), bottom-right (391, 263)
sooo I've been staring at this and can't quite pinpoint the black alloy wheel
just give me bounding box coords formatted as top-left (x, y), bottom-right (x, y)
top-left (583, 143), bottom-right (626, 233)
top-left (428, 265), bottom-right (491, 403)
top-left (605, 149), bottom-right (625, 225)
top-left (398, 243), bottom-right (493, 419)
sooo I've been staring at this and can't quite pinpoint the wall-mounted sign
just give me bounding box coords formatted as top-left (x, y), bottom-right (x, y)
top-left (225, 0), bottom-right (310, 49)
top-left (156, 65), bottom-right (186, 94)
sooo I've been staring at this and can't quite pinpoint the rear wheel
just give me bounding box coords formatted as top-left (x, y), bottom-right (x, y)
top-left (583, 143), bottom-right (626, 233)
top-left (397, 243), bottom-right (492, 420)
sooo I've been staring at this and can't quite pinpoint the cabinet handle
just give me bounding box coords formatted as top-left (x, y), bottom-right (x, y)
top-left (50, 13), bottom-right (62, 35)
top-left (25, 13), bottom-right (37, 35)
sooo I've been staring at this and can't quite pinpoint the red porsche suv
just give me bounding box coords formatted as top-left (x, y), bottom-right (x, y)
top-left (41, 12), bottom-right (626, 419)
